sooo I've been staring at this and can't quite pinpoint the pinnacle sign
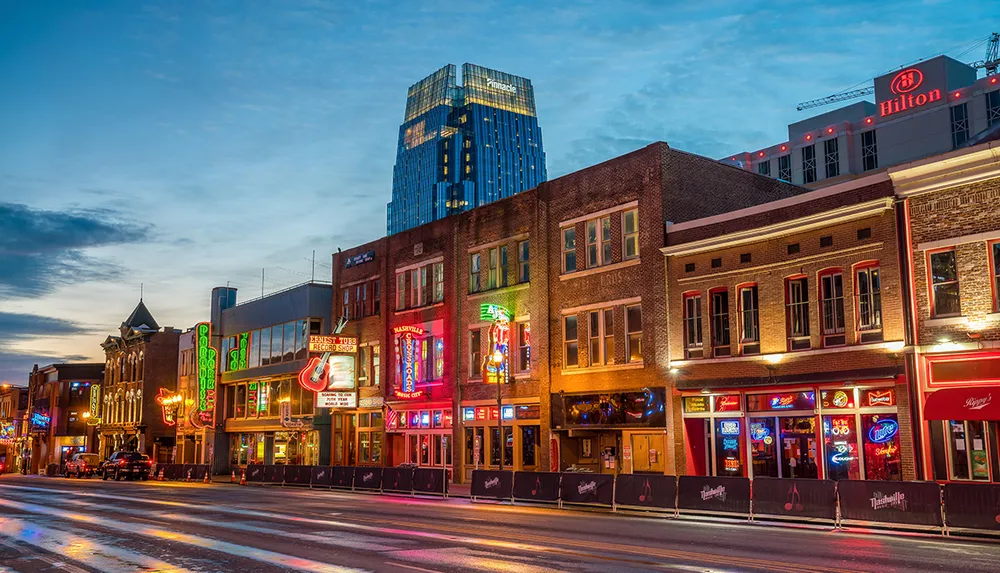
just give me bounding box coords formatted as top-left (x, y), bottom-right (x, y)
top-left (878, 68), bottom-right (941, 117)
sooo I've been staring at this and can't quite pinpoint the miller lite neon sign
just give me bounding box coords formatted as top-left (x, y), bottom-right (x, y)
top-left (879, 68), bottom-right (941, 117)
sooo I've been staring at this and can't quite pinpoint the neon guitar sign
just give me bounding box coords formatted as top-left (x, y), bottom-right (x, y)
top-left (298, 316), bottom-right (349, 393)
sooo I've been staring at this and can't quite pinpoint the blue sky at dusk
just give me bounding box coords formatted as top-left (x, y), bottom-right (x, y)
top-left (1, 1), bottom-right (997, 382)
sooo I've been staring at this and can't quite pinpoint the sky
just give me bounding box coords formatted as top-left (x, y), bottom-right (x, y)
top-left (1, 0), bottom-right (997, 383)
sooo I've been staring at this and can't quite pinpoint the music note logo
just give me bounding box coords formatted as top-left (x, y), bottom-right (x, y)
top-left (639, 479), bottom-right (652, 503)
top-left (531, 476), bottom-right (541, 496)
top-left (784, 484), bottom-right (803, 512)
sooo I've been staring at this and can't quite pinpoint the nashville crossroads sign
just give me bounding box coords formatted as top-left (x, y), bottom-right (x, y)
top-left (878, 68), bottom-right (941, 118)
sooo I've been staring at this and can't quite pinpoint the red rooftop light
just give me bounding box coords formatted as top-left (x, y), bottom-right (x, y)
top-left (805, 134), bottom-right (812, 141)
top-left (865, 117), bottom-right (873, 124)
top-left (826, 127), bottom-right (834, 134)
top-left (992, 77), bottom-right (998, 84)
top-left (758, 151), bottom-right (765, 157)
top-left (954, 91), bottom-right (961, 98)
top-left (780, 145), bottom-right (787, 151)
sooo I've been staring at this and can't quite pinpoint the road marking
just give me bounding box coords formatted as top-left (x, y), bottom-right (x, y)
top-left (0, 498), bottom-right (364, 573)
top-left (384, 562), bottom-right (443, 573)
top-left (0, 517), bottom-right (193, 573)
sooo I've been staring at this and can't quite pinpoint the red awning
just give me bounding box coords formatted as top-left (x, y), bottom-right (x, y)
top-left (924, 387), bottom-right (1000, 421)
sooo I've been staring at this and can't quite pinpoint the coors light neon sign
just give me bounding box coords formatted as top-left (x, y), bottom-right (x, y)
top-left (879, 68), bottom-right (941, 117)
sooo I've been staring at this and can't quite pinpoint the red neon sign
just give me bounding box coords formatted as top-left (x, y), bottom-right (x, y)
top-left (879, 68), bottom-right (941, 117)
top-left (715, 395), bottom-right (741, 412)
top-left (393, 389), bottom-right (424, 399)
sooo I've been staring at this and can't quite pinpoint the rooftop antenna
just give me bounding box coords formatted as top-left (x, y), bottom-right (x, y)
top-left (312, 250), bottom-right (316, 282)
top-left (261, 268), bottom-right (265, 298)
top-left (140, 282), bottom-right (143, 301)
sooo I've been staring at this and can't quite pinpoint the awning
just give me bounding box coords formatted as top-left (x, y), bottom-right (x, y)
top-left (924, 387), bottom-right (1000, 421)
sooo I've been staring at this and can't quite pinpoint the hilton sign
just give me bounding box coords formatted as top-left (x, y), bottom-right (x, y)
top-left (878, 68), bottom-right (941, 118)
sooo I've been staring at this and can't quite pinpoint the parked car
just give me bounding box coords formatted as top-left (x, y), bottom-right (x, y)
top-left (100, 451), bottom-right (152, 481)
top-left (64, 453), bottom-right (102, 478)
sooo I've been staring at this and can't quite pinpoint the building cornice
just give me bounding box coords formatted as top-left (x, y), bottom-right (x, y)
top-left (661, 197), bottom-right (893, 257)
top-left (890, 141), bottom-right (1000, 197)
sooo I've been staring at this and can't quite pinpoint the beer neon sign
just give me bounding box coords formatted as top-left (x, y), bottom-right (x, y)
top-left (879, 68), bottom-right (941, 117)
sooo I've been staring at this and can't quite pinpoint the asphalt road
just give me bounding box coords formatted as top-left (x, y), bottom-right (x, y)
top-left (0, 475), bottom-right (997, 573)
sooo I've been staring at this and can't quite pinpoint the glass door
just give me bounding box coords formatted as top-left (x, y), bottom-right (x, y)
top-left (779, 417), bottom-right (818, 478)
top-left (749, 417), bottom-right (778, 477)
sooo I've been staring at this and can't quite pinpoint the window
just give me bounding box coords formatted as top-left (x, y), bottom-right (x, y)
top-left (757, 160), bottom-right (771, 176)
top-left (820, 235), bottom-right (833, 248)
top-left (562, 227), bottom-right (577, 272)
top-left (988, 91), bottom-right (1000, 128)
top-left (820, 271), bottom-right (846, 346)
top-left (788, 243), bottom-right (800, 255)
top-left (469, 253), bottom-right (481, 293)
top-left (824, 138), bottom-right (839, 179)
top-left (433, 262), bottom-right (444, 303)
top-left (420, 265), bottom-right (430, 305)
top-left (951, 103), bottom-right (970, 149)
top-left (517, 323), bottom-right (530, 373)
top-left (740, 253), bottom-right (751, 264)
top-left (500, 245), bottom-right (509, 288)
top-left (353, 284), bottom-right (363, 319)
top-left (469, 330), bottom-right (482, 378)
top-left (373, 280), bottom-right (380, 315)
top-left (343, 289), bottom-right (350, 319)
top-left (710, 290), bottom-right (731, 357)
top-left (857, 265), bottom-right (883, 342)
top-left (411, 269), bottom-right (422, 307)
top-left (564, 315), bottom-right (579, 368)
top-left (739, 285), bottom-right (760, 354)
top-left (711, 258), bottom-right (722, 268)
top-left (623, 210), bottom-right (639, 260)
top-left (626, 304), bottom-right (642, 363)
top-left (778, 155), bottom-right (791, 181)
top-left (929, 249), bottom-right (960, 317)
top-left (857, 228), bottom-right (871, 240)
top-left (685, 262), bottom-right (695, 273)
top-left (259, 327), bottom-right (271, 366)
top-left (861, 130), bottom-right (878, 171)
top-left (588, 309), bottom-right (614, 366)
top-left (683, 294), bottom-right (703, 358)
top-left (786, 278), bottom-right (810, 350)
top-left (518, 240), bottom-right (530, 283)
top-left (802, 145), bottom-right (816, 184)
top-left (372, 345), bottom-right (380, 386)
top-left (396, 273), bottom-right (406, 310)
top-left (586, 217), bottom-right (611, 268)
top-left (488, 247), bottom-right (498, 289)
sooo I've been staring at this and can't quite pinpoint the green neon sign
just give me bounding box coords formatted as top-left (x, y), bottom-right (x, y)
top-left (228, 331), bottom-right (249, 371)
top-left (196, 322), bottom-right (218, 418)
top-left (479, 303), bottom-right (511, 323)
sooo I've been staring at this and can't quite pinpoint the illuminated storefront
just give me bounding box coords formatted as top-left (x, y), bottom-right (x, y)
top-left (460, 402), bottom-right (540, 480)
top-left (681, 384), bottom-right (902, 481)
top-left (386, 404), bottom-right (453, 470)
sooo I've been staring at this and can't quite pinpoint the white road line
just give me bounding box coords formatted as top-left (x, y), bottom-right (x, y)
top-left (384, 562), bottom-right (443, 573)
top-left (0, 498), bottom-right (367, 573)
top-left (0, 517), bottom-right (193, 573)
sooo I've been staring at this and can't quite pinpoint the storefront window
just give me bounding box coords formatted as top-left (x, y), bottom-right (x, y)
top-left (747, 391), bottom-right (815, 412)
top-left (504, 426), bottom-right (514, 467)
top-left (360, 432), bottom-right (371, 463)
top-left (750, 417), bottom-right (778, 477)
top-left (420, 434), bottom-right (431, 465)
top-left (949, 420), bottom-right (990, 481)
top-left (409, 434), bottom-right (418, 465)
top-left (779, 417), bottom-right (818, 479)
top-left (490, 427), bottom-right (501, 466)
top-left (862, 414), bottom-right (901, 481)
top-left (823, 415), bottom-right (860, 480)
top-left (522, 426), bottom-right (538, 467)
top-left (715, 418), bottom-right (744, 475)
top-left (820, 389), bottom-right (855, 409)
top-left (465, 427), bottom-right (485, 465)
top-left (234, 385), bottom-right (246, 418)
top-left (371, 432), bottom-right (382, 463)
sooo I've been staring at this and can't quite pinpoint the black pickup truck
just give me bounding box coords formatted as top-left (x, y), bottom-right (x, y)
top-left (100, 451), bottom-right (152, 481)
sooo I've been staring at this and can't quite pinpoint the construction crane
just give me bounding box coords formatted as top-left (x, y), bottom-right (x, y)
top-left (796, 32), bottom-right (1000, 111)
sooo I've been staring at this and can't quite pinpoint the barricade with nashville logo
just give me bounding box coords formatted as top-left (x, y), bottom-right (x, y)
top-left (310, 466), bottom-right (334, 488)
top-left (471, 470), bottom-right (514, 500)
top-left (751, 477), bottom-right (837, 522)
top-left (677, 475), bottom-right (751, 517)
top-left (412, 467), bottom-right (449, 496)
top-left (332, 466), bottom-right (354, 489)
top-left (837, 480), bottom-right (942, 529)
top-left (282, 465), bottom-right (312, 486)
top-left (512, 471), bottom-right (560, 503)
top-left (262, 465), bottom-right (284, 485)
top-left (382, 467), bottom-right (413, 494)
top-left (353, 466), bottom-right (383, 491)
top-left (613, 474), bottom-right (676, 512)
top-left (559, 472), bottom-right (614, 507)
top-left (942, 482), bottom-right (1000, 533)
top-left (245, 464), bottom-right (266, 483)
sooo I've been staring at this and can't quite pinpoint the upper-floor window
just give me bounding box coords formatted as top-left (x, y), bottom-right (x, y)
top-left (518, 240), bottom-right (530, 283)
top-left (951, 104), bottom-right (970, 149)
top-left (856, 265), bottom-right (883, 342)
top-left (626, 304), bottom-right (642, 363)
top-left (488, 247), bottom-right (499, 289)
top-left (820, 271), bottom-right (846, 347)
top-left (588, 308), bottom-right (614, 366)
top-left (824, 138), bottom-right (839, 179)
top-left (499, 245), bottom-right (509, 288)
top-left (861, 131), bottom-right (878, 171)
top-left (739, 285), bottom-right (760, 355)
top-left (778, 155), bottom-right (791, 182)
top-left (992, 242), bottom-right (1000, 312)
top-left (623, 210), bottom-right (639, 260)
top-left (683, 294), bottom-right (703, 359)
top-left (929, 248), bottom-right (960, 317)
top-left (786, 277), bottom-right (810, 350)
top-left (710, 289), bottom-right (731, 357)
top-left (562, 228), bottom-right (577, 273)
top-left (470, 253), bottom-right (482, 293)
top-left (802, 145), bottom-right (817, 184)
top-left (988, 91), bottom-right (1000, 128)
top-left (396, 273), bottom-right (406, 310)
top-left (229, 319), bottom-right (313, 371)
top-left (432, 262), bottom-right (444, 303)
top-left (343, 288), bottom-right (350, 319)
top-left (564, 315), bottom-right (579, 368)
top-left (411, 268), bottom-right (423, 307)
top-left (757, 160), bottom-right (771, 177)
top-left (587, 216), bottom-right (612, 268)
top-left (469, 329), bottom-right (482, 379)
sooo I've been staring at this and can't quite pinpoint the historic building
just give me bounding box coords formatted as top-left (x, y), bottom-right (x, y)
top-left (0, 384), bottom-right (28, 473)
top-left (892, 140), bottom-right (1000, 483)
top-left (663, 174), bottom-right (914, 482)
top-left (25, 363), bottom-right (103, 474)
top-left (99, 300), bottom-right (180, 462)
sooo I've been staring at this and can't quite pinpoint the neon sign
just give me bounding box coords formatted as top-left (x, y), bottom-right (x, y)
top-left (831, 444), bottom-right (856, 464)
top-left (394, 325), bottom-right (425, 399)
top-left (30, 412), bottom-right (50, 430)
top-left (196, 322), bottom-right (218, 425)
top-left (724, 458), bottom-right (741, 472)
top-left (830, 417), bottom-right (851, 437)
top-left (750, 422), bottom-right (771, 442)
top-left (722, 437), bottom-right (739, 450)
top-left (879, 68), bottom-right (941, 117)
top-left (155, 388), bottom-right (182, 426)
top-left (0, 422), bottom-right (15, 442)
top-left (247, 381), bottom-right (259, 414)
top-left (719, 420), bottom-right (740, 436)
top-left (89, 384), bottom-right (102, 423)
top-left (481, 304), bottom-right (511, 385)
top-left (832, 391), bottom-right (849, 408)
top-left (228, 332), bottom-right (249, 371)
top-left (865, 389), bottom-right (895, 407)
top-left (868, 419), bottom-right (898, 444)
top-left (715, 395), bottom-right (741, 412)
top-left (875, 443), bottom-right (899, 457)
top-left (308, 335), bottom-right (358, 353)
top-left (770, 395), bottom-right (796, 409)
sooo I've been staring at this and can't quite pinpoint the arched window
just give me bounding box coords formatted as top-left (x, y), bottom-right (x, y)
top-left (137, 352), bottom-right (144, 381)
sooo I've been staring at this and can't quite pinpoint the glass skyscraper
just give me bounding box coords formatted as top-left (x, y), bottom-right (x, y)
top-left (387, 63), bottom-right (546, 235)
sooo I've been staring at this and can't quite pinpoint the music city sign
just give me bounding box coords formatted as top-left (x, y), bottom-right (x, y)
top-left (878, 68), bottom-right (942, 118)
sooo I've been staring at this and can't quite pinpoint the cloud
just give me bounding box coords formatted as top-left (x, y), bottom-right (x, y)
top-left (0, 203), bottom-right (152, 298)
top-left (0, 313), bottom-right (89, 339)
top-left (0, 350), bottom-right (92, 384)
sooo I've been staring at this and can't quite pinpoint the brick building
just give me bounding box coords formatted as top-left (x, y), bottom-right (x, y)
top-left (0, 384), bottom-right (27, 473)
top-left (663, 174), bottom-right (914, 481)
top-left (26, 363), bottom-right (104, 474)
top-left (99, 300), bottom-right (181, 462)
top-left (892, 140), bottom-right (1000, 483)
